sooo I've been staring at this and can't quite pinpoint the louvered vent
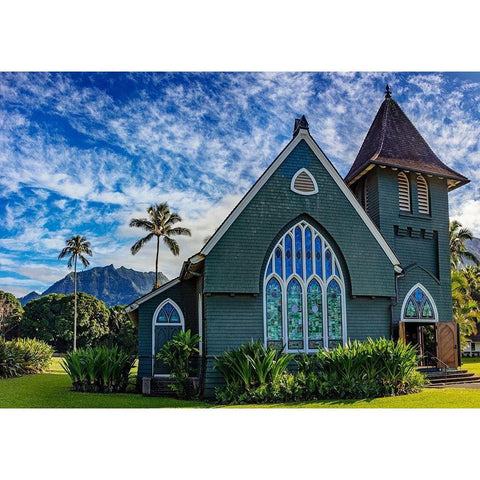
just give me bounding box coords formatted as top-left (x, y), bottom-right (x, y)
top-left (364, 178), bottom-right (369, 214)
top-left (291, 169), bottom-right (318, 195)
top-left (398, 172), bottom-right (411, 211)
top-left (417, 175), bottom-right (429, 214)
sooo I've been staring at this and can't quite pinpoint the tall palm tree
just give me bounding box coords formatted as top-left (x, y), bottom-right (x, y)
top-left (58, 235), bottom-right (92, 351)
top-left (129, 202), bottom-right (191, 289)
top-left (450, 219), bottom-right (480, 269)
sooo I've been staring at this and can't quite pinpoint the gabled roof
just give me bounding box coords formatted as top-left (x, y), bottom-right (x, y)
top-left (345, 90), bottom-right (469, 190)
top-left (200, 125), bottom-right (401, 268)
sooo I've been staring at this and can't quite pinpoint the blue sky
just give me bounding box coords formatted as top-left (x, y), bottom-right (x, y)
top-left (1, 72), bottom-right (479, 297)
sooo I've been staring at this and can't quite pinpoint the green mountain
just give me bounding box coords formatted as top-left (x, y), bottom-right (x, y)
top-left (18, 265), bottom-right (168, 307)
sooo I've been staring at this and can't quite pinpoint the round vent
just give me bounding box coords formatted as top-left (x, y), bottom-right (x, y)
top-left (291, 168), bottom-right (318, 195)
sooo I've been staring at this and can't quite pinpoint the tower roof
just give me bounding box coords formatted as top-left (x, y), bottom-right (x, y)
top-left (345, 87), bottom-right (469, 190)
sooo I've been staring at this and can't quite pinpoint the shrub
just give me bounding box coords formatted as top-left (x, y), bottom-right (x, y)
top-left (0, 337), bottom-right (53, 379)
top-left (61, 345), bottom-right (135, 393)
top-left (214, 340), bottom-right (294, 404)
top-left (156, 330), bottom-right (201, 399)
top-left (298, 338), bottom-right (426, 399)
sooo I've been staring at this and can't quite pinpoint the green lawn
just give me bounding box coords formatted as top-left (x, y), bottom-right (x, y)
top-left (2, 357), bottom-right (480, 408)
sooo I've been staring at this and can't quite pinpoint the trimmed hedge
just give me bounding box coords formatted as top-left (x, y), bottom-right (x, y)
top-left (0, 338), bottom-right (53, 379)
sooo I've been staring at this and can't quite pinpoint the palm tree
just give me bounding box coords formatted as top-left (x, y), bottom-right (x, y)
top-left (450, 219), bottom-right (480, 269)
top-left (129, 202), bottom-right (191, 289)
top-left (58, 235), bottom-right (92, 351)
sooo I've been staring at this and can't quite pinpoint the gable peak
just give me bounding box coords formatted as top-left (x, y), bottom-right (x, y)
top-left (293, 115), bottom-right (309, 138)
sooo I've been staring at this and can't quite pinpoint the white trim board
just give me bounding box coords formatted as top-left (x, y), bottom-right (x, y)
top-left (200, 128), bottom-right (400, 267)
top-left (125, 278), bottom-right (181, 312)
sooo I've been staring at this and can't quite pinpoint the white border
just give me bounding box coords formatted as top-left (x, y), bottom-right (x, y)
top-left (200, 128), bottom-right (400, 267)
top-left (400, 283), bottom-right (439, 323)
top-left (290, 167), bottom-right (319, 195)
top-left (151, 298), bottom-right (185, 377)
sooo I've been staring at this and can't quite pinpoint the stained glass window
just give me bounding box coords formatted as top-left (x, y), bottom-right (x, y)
top-left (295, 227), bottom-right (303, 277)
top-left (287, 278), bottom-right (303, 349)
top-left (307, 279), bottom-right (323, 349)
top-left (402, 285), bottom-right (436, 320)
top-left (325, 250), bottom-right (332, 279)
top-left (327, 280), bottom-right (342, 343)
top-left (266, 278), bottom-right (283, 347)
top-left (315, 236), bottom-right (322, 278)
top-left (285, 235), bottom-right (293, 278)
top-left (156, 302), bottom-right (181, 324)
top-left (264, 221), bottom-right (345, 351)
top-left (305, 228), bottom-right (313, 278)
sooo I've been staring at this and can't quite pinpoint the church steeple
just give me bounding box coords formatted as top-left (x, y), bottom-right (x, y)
top-left (345, 86), bottom-right (469, 191)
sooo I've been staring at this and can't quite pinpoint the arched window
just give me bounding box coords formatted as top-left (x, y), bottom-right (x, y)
top-left (401, 284), bottom-right (437, 321)
top-left (417, 175), bottom-right (429, 214)
top-left (264, 220), bottom-right (346, 352)
top-left (398, 172), bottom-right (411, 211)
top-left (155, 300), bottom-right (183, 324)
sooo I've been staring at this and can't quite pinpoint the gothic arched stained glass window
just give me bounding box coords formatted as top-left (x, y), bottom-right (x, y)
top-left (402, 285), bottom-right (436, 321)
top-left (264, 220), bottom-right (345, 352)
top-left (156, 301), bottom-right (181, 324)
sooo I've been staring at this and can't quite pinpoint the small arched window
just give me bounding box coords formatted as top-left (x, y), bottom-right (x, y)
top-left (401, 285), bottom-right (437, 321)
top-left (398, 172), bottom-right (411, 212)
top-left (417, 175), bottom-right (429, 214)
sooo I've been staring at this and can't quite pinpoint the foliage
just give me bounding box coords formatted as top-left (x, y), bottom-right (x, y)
top-left (0, 291), bottom-right (23, 340)
top-left (156, 329), bottom-right (201, 399)
top-left (214, 340), bottom-right (295, 404)
top-left (450, 220), bottom-right (480, 269)
top-left (452, 269), bottom-right (480, 349)
top-left (215, 338), bottom-right (425, 404)
top-left (20, 293), bottom-right (110, 352)
top-left (103, 305), bottom-right (138, 354)
top-left (0, 337), bottom-right (53, 379)
top-left (61, 345), bottom-right (135, 393)
top-left (130, 202), bottom-right (191, 289)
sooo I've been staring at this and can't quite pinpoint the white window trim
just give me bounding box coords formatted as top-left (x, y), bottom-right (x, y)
top-left (400, 283), bottom-right (438, 323)
top-left (398, 171), bottom-right (411, 212)
top-left (151, 298), bottom-right (185, 377)
top-left (417, 174), bottom-right (430, 214)
top-left (263, 220), bottom-right (347, 353)
top-left (290, 168), bottom-right (319, 195)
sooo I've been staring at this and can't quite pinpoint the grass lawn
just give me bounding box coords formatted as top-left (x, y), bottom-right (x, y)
top-left (2, 357), bottom-right (480, 408)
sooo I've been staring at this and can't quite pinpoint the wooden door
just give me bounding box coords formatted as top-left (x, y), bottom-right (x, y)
top-left (436, 322), bottom-right (459, 368)
top-left (153, 325), bottom-right (183, 375)
top-left (398, 321), bottom-right (406, 344)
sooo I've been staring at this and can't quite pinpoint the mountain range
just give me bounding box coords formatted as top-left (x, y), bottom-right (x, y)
top-left (18, 265), bottom-right (168, 307)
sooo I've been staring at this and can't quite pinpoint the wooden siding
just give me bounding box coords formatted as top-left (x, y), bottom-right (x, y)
top-left (136, 277), bottom-right (199, 382)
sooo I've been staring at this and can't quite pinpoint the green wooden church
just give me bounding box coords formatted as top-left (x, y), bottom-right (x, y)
top-left (126, 86), bottom-right (469, 397)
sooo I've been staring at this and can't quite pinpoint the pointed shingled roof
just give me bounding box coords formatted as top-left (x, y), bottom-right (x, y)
top-left (345, 89), bottom-right (469, 190)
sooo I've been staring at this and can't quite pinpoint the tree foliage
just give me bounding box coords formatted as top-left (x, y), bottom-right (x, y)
top-left (20, 293), bottom-right (110, 352)
top-left (0, 291), bottom-right (23, 340)
top-left (129, 202), bottom-right (191, 289)
top-left (104, 305), bottom-right (138, 354)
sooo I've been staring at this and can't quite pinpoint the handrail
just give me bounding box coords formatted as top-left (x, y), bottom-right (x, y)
top-left (421, 351), bottom-right (449, 377)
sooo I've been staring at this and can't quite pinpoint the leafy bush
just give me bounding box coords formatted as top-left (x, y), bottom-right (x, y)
top-left (214, 338), bottom-right (426, 404)
top-left (61, 345), bottom-right (135, 393)
top-left (214, 340), bottom-right (295, 404)
top-left (157, 330), bottom-right (201, 399)
top-left (102, 305), bottom-right (138, 355)
top-left (0, 337), bottom-right (53, 378)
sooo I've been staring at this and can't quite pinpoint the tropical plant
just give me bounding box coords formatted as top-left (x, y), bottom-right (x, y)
top-left (0, 337), bottom-right (53, 379)
top-left (61, 345), bottom-right (135, 393)
top-left (58, 235), bottom-right (93, 350)
top-left (450, 220), bottom-right (480, 269)
top-left (156, 329), bottom-right (201, 398)
top-left (451, 269), bottom-right (480, 349)
top-left (129, 202), bottom-right (191, 289)
top-left (0, 291), bottom-right (23, 340)
top-left (20, 293), bottom-right (110, 352)
top-left (103, 305), bottom-right (138, 354)
top-left (214, 340), bottom-right (294, 403)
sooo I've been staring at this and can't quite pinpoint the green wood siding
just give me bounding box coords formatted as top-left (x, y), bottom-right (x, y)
top-left (136, 278), bottom-right (199, 381)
